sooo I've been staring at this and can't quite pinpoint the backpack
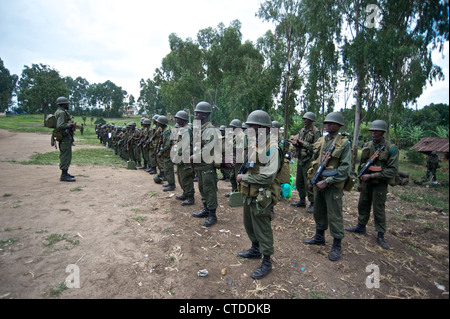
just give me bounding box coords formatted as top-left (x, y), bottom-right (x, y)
top-left (276, 146), bottom-right (291, 185)
top-left (45, 114), bottom-right (57, 129)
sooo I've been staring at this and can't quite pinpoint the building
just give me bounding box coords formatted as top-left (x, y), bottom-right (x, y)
top-left (412, 137), bottom-right (449, 160)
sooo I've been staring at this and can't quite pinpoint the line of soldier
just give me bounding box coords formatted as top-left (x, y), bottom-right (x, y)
top-left (94, 103), bottom-right (399, 280)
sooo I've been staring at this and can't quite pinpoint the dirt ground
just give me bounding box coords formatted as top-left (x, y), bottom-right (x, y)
top-left (0, 129), bottom-right (448, 300)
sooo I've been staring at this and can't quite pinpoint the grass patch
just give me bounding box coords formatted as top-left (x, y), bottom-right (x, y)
top-left (0, 237), bottom-right (19, 248)
top-left (18, 147), bottom-right (125, 167)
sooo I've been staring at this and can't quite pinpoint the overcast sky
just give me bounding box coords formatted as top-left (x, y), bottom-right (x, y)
top-left (1, 0), bottom-right (448, 111)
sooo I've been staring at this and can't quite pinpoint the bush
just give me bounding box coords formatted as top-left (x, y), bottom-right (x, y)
top-left (405, 148), bottom-right (425, 165)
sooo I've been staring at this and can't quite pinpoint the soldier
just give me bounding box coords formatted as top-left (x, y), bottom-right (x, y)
top-left (137, 118), bottom-right (150, 169)
top-left (236, 110), bottom-right (281, 279)
top-left (174, 110), bottom-right (195, 205)
top-left (191, 101), bottom-right (220, 227)
top-left (218, 125), bottom-right (231, 182)
top-left (156, 115), bottom-right (176, 191)
top-left (346, 120), bottom-right (399, 249)
top-left (147, 115), bottom-right (159, 174)
top-left (304, 112), bottom-right (351, 261)
top-left (228, 119), bottom-right (246, 194)
top-left (426, 151), bottom-right (440, 182)
top-left (54, 96), bottom-right (81, 182)
top-left (290, 112), bottom-right (321, 213)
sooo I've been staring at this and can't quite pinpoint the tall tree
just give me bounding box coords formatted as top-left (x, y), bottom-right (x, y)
top-left (17, 63), bottom-right (69, 123)
top-left (0, 58), bottom-right (18, 112)
top-left (257, 0), bottom-right (311, 140)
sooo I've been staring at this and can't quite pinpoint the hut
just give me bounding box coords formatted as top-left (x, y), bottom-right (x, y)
top-left (411, 137), bottom-right (449, 160)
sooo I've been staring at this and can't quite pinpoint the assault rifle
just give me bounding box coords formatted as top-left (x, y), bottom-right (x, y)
top-left (311, 143), bottom-right (337, 185)
top-left (358, 145), bottom-right (386, 178)
top-left (237, 154), bottom-right (255, 175)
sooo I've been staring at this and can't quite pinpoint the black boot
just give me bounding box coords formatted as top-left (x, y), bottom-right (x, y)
top-left (345, 223), bottom-right (366, 234)
top-left (176, 194), bottom-right (187, 201)
top-left (202, 209), bottom-right (217, 227)
top-left (163, 184), bottom-right (176, 192)
top-left (251, 255), bottom-right (272, 279)
top-left (377, 232), bottom-right (389, 249)
top-left (60, 170), bottom-right (75, 182)
top-left (181, 195), bottom-right (195, 206)
top-left (328, 238), bottom-right (342, 261)
top-left (306, 203), bottom-right (314, 214)
top-left (237, 242), bottom-right (262, 259)
top-left (148, 167), bottom-right (157, 174)
top-left (192, 204), bottom-right (209, 218)
top-left (291, 198), bottom-right (306, 207)
top-left (304, 229), bottom-right (325, 245)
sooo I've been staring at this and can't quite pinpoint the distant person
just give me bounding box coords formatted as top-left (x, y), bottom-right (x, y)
top-left (54, 96), bottom-right (80, 182)
top-left (426, 151), bottom-right (440, 182)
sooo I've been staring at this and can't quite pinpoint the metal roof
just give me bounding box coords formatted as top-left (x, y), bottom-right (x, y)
top-left (412, 137), bottom-right (449, 153)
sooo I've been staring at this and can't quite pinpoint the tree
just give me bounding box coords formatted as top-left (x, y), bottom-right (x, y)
top-left (65, 76), bottom-right (90, 115)
top-left (257, 0), bottom-right (311, 140)
top-left (0, 59), bottom-right (18, 112)
top-left (16, 63), bottom-right (69, 123)
top-left (138, 78), bottom-right (164, 115)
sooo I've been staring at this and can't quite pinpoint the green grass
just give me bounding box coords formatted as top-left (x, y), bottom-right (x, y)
top-left (17, 147), bottom-right (125, 166)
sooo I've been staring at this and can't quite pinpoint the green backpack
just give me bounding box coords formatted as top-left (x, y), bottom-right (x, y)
top-left (45, 114), bottom-right (57, 129)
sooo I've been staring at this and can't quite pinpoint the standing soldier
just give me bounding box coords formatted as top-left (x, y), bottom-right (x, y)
top-left (219, 125), bottom-right (231, 182)
top-left (54, 96), bottom-right (81, 182)
top-left (147, 115), bottom-right (159, 174)
top-left (156, 115), bottom-right (176, 191)
top-left (174, 110), bottom-right (195, 205)
top-left (126, 122), bottom-right (138, 167)
top-left (290, 112), bottom-right (321, 213)
top-left (236, 110), bottom-right (281, 279)
top-left (229, 119), bottom-right (246, 194)
top-left (191, 101), bottom-right (220, 227)
top-left (346, 120), bottom-right (399, 249)
top-left (304, 112), bottom-right (351, 261)
top-left (426, 151), bottom-right (440, 182)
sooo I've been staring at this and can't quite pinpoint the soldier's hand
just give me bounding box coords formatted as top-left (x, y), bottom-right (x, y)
top-left (357, 182), bottom-right (362, 192)
top-left (315, 180), bottom-right (328, 191)
top-left (237, 174), bottom-right (243, 183)
top-left (361, 174), bottom-right (373, 182)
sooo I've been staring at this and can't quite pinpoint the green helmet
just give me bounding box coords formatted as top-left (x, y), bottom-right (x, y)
top-left (229, 119), bottom-right (242, 128)
top-left (56, 96), bottom-right (69, 105)
top-left (303, 112), bottom-right (316, 122)
top-left (128, 121), bottom-right (136, 126)
top-left (369, 120), bottom-right (387, 132)
top-left (143, 118), bottom-right (152, 125)
top-left (175, 110), bottom-right (189, 121)
top-left (194, 101), bottom-right (212, 113)
top-left (246, 110), bottom-right (271, 127)
top-left (152, 114), bottom-right (159, 121)
top-left (156, 115), bottom-right (169, 125)
top-left (219, 125), bottom-right (226, 131)
top-left (324, 112), bottom-right (345, 126)
top-left (271, 120), bottom-right (281, 128)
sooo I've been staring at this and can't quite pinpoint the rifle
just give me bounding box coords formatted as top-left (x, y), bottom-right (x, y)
top-left (238, 153), bottom-right (255, 175)
top-left (358, 145), bottom-right (386, 178)
top-left (311, 143), bottom-right (337, 185)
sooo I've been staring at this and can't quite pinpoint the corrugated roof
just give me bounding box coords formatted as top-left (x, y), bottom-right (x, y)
top-left (412, 137), bottom-right (449, 153)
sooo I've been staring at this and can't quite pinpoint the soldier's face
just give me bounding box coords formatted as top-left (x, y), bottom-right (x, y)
top-left (324, 122), bottom-right (340, 135)
top-left (371, 130), bottom-right (384, 142)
